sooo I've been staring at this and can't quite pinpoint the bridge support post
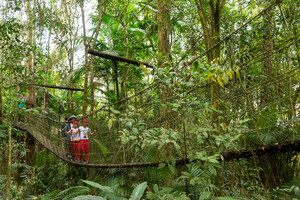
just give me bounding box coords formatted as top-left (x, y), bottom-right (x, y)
top-left (25, 133), bottom-right (36, 166)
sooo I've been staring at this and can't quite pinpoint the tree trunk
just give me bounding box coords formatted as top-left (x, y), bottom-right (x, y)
top-left (260, 1), bottom-right (273, 109)
top-left (195, 0), bottom-right (226, 121)
top-left (157, 0), bottom-right (170, 67)
top-left (90, 0), bottom-right (104, 118)
top-left (156, 0), bottom-right (171, 128)
top-left (0, 86), bottom-right (2, 125)
top-left (25, 0), bottom-right (36, 166)
top-left (5, 126), bottom-right (11, 200)
top-left (44, 26), bottom-right (52, 110)
top-left (62, 0), bottom-right (78, 115)
top-left (113, 62), bottom-right (120, 105)
top-left (120, 15), bottom-right (129, 111)
top-left (80, 0), bottom-right (89, 116)
top-left (195, 0), bottom-right (213, 62)
top-left (26, 0), bottom-right (36, 108)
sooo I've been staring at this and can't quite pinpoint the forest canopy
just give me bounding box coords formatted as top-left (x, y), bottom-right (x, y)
top-left (0, 0), bottom-right (299, 199)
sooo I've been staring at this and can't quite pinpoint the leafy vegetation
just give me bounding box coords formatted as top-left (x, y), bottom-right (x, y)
top-left (0, 0), bottom-right (299, 199)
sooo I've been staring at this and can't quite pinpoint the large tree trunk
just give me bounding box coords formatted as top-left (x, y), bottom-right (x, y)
top-left (195, 0), bottom-right (226, 194)
top-left (157, 0), bottom-right (170, 67)
top-left (195, 0), bottom-right (213, 62)
top-left (195, 0), bottom-right (226, 121)
top-left (157, 0), bottom-right (171, 128)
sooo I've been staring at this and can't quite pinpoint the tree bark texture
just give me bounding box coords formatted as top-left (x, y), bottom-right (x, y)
top-left (195, 0), bottom-right (226, 63)
top-left (157, 0), bottom-right (171, 128)
top-left (157, 0), bottom-right (170, 67)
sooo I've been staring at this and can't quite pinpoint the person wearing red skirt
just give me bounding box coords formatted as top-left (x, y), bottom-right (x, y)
top-left (79, 119), bottom-right (96, 164)
top-left (67, 121), bottom-right (80, 161)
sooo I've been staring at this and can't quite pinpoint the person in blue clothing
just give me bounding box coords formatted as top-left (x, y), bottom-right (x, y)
top-left (59, 117), bottom-right (71, 158)
top-left (18, 97), bottom-right (26, 108)
top-left (17, 97), bottom-right (26, 123)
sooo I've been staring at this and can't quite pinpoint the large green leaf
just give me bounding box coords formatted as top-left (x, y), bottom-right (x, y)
top-left (81, 180), bottom-right (127, 200)
top-left (72, 195), bottom-right (106, 200)
top-left (213, 197), bottom-right (248, 200)
top-left (129, 182), bottom-right (147, 200)
top-left (92, 138), bottom-right (109, 159)
top-left (55, 186), bottom-right (89, 200)
top-left (81, 180), bottom-right (113, 193)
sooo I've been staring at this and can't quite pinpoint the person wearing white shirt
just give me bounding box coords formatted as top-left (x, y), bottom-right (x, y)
top-left (79, 119), bottom-right (96, 164)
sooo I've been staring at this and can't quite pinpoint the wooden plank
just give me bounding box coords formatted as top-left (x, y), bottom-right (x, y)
top-left (88, 49), bottom-right (154, 68)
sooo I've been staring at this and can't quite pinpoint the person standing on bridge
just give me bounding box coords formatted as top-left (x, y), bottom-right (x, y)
top-left (65, 115), bottom-right (78, 159)
top-left (58, 117), bottom-right (70, 158)
top-left (67, 121), bottom-right (80, 161)
top-left (79, 119), bottom-right (96, 164)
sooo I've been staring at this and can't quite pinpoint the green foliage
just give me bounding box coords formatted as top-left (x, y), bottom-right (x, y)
top-left (73, 195), bottom-right (106, 200)
top-left (72, 180), bottom-right (147, 200)
top-left (129, 182), bottom-right (147, 200)
top-left (0, 0), bottom-right (299, 199)
top-left (146, 184), bottom-right (190, 200)
top-left (55, 186), bottom-right (90, 200)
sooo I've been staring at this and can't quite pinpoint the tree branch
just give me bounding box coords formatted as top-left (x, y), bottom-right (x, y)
top-left (31, 84), bottom-right (84, 91)
top-left (88, 49), bottom-right (154, 68)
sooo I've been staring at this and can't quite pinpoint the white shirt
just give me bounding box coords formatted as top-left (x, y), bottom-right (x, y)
top-left (79, 126), bottom-right (91, 140)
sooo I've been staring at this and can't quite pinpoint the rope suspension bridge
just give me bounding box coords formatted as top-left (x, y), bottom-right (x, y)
top-left (15, 63), bottom-right (300, 168)
top-left (14, 0), bottom-right (299, 169)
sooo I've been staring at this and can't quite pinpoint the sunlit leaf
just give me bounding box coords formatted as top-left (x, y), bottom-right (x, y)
top-left (107, 118), bottom-right (113, 129)
top-left (217, 77), bottom-right (223, 86)
top-left (129, 182), bottom-right (147, 200)
top-left (226, 70), bottom-right (233, 79)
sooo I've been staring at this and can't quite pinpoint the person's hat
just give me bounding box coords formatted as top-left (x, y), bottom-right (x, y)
top-left (82, 119), bottom-right (88, 123)
top-left (73, 121), bottom-right (78, 125)
top-left (69, 115), bottom-right (78, 120)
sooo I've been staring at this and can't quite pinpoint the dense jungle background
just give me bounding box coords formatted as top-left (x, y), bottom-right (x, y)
top-left (0, 0), bottom-right (299, 199)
